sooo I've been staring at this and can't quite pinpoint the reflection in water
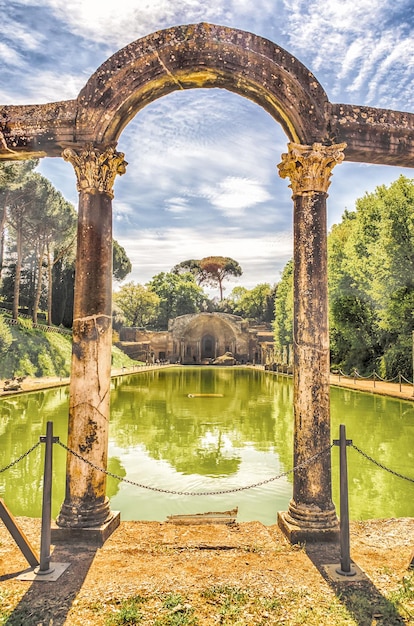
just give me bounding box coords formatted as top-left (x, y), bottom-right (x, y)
top-left (0, 368), bottom-right (413, 524)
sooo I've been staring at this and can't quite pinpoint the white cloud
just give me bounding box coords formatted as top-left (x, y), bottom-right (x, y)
top-left (165, 197), bottom-right (190, 215)
top-left (113, 200), bottom-right (135, 220)
top-left (16, 0), bottom-right (225, 47)
top-left (14, 0), bottom-right (284, 48)
top-left (201, 177), bottom-right (272, 216)
top-left (1, 70), bottom-right (87, 104)
top-left (284, 0), bottom-right (413, 107)
top-left (0, 42), bottom-right (26, 68)
top-left (118, 226), bottom-right (292, 290)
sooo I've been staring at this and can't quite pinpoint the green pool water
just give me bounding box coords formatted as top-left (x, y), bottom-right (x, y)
top-left (1, 367), bottom-right (413, 525)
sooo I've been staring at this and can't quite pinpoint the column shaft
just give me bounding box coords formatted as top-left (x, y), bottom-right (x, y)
top-left (57, 192), bottom-right (113, 527)
top-left (57, 144), bottom-right (127, 528)
top-left (277, 141), bottom-right (346, 541)
top-left (289, 191), bottom-right (336, 523)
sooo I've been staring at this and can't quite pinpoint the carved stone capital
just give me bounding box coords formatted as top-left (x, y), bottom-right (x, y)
top-left (277, 142), bottom-right (346, 195)
top-left (62, 144), bottom-right (127, 198)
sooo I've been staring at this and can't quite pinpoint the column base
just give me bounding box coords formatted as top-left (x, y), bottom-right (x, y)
top-left (52, 511), bottom-right (120, 546)
top-left (278, 507), bottom-right (339, 544)
top-left (56, 496), bottom-right (113, 529)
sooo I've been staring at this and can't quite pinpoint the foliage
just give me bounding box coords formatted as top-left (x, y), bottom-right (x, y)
top-left (0, 166), bottom-right (78, 323)
top-left (275, 176), bottom-right (414, 378)
top-left (113, 282), bottom-right (160, 327)
top-left (223, 283), bottom-right (275, 322)
top-left (173, 256), bottom-right (242, 300)
top-left (273, 260), bottom-right (293, 352)
top-left (329, 175), bottom-right (414, 376)
top-left (0, 324), bottom-right (73, 378)
top-left (172, 259), bottom-right (203, 281)
top-left (0, 161), bottom-right (132, 328)
top-left (105, 595), bottom-right (146, 625)
top-left (147, 272), bottom-right (206, 329)
top-left (0, 321), bottom-right (135, 379)
top-left (198, 256), bottom-right (242, 300)
top-left (113, 239), bottom-right (132, 282)
top-left (0, 315), bottom-right (13, 357)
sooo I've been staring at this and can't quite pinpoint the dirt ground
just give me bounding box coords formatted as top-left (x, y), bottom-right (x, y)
top-left (0, 516), bottom-right (413, 625)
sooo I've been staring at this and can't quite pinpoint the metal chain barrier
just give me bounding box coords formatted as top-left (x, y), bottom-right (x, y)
top-left (2, 438), bottom-right (412, 499)
top-left (334, 368), bottom-right (409, 385)
top-left (0, 441), bottom-right (41, 473)
top-left (57, 440), bottom-right (333, 496)
top-left (351, 443), bottom-right (414, 483)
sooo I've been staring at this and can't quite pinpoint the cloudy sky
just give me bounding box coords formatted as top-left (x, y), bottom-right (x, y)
top-left (1, 0), bottom-right (413, 295)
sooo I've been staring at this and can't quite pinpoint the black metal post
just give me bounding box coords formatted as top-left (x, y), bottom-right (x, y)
top-left (38, 421), bottom-right (55, 574)
top-left (336, 424), bottom-right (356, 576)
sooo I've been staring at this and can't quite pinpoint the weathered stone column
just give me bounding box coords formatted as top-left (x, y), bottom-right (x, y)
top-left (277, 142), bottom-right (346, 542)
top-left (56, 144), bottom-right (127, 528)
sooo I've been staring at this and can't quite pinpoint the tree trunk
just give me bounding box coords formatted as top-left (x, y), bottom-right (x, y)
top-left (47, 244), bottom-right (53, 326)
top-left (0, 194), bottom-right (9, 282)
top-left (12, 220), bottom-right (22, 321)
top-left (32, 242), bottom-right (46, 324)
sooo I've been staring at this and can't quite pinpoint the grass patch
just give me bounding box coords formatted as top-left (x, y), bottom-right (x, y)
top-left (0, 321), bottom-right (137, 379)
top-left (388, 571), bottom-right (414, 621)
top-left (105, 595), bottom-right (146, 625)
top-left (153, 593), bottom-right (198, 625)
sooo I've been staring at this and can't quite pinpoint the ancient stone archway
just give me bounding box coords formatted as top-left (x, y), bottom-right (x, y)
top-left (1, 23), bottom-right (413, 541)
top-left (172, 312), bottom-right (248, 364)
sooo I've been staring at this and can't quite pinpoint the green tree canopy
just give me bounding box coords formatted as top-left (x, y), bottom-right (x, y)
top-left (225, 283), bottom-right (275, 322)
top-left (113, 240), bottom-right (132, 282)
top-left (276, 176), bottom-right (414, 377)
top-left (113, 282), bottom-right (160, 327)
top-left (273, 260), bottom-right (293, 353)
top-left (147, 271), bottom-right (206, 328)
top-left (198, 256), bottom-right (242, 301)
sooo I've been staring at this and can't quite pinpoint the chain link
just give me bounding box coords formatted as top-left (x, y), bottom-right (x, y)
top-left (0, 441), bottom-right (41, 473)
top-left (351, 443), bottom-right (414, 483)
top-left (57, 441), bottom-right (333, 496)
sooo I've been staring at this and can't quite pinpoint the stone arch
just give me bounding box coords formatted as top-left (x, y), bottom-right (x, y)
top-left (170, 313), bottom-right (247, 364)
top-left (1, 23), bottom-right (413, 165)
top-left (75, 23), bottom-right (329, 148)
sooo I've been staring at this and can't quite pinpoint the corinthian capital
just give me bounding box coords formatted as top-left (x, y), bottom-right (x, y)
top-left (62, 144), bottom-right (127, 198)
top-left (277, 142), bottom-right (346, 195)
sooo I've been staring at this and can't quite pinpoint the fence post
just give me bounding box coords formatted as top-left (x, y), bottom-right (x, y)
top-left (38, 421), bottom-right (56, 574)
top-left (335, 424), bottom-right (356, 577)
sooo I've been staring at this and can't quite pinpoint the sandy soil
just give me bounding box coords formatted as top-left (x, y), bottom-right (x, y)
top-left (0, 517), bottom-right (413, 625)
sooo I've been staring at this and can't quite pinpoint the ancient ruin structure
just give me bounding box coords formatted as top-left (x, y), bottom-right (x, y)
top-left (119, 312), bottom-right (274, 365)
top-left (1, 23), bottom-right (413, 541)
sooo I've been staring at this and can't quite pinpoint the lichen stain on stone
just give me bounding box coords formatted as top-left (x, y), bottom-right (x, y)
top-left (78, 417), bottom-right (99, 454)
top-left (72, 341), bottom-right (84, 360)
top-left (72, 315), bottom-right (111, 343)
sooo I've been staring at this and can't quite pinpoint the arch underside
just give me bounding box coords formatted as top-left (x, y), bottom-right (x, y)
top-left (0, 22), bottom-right (413, 167)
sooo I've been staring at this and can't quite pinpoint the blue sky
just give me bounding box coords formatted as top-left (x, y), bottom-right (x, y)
top-left (1, 0), bottom-right (413, 294)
